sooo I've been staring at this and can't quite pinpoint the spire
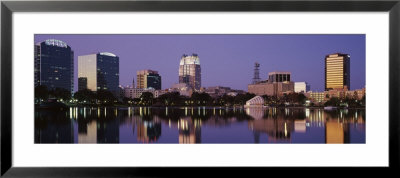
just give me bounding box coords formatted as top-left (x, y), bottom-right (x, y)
top-left (132, 76), bottom-right (135, 88)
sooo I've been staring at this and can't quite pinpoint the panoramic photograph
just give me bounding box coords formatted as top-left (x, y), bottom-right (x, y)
top-left (34, 34), bottom-right (365, 144)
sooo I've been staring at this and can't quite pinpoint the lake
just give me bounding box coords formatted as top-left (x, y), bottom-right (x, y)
top-left (35, 107), bottom-right (365, 144)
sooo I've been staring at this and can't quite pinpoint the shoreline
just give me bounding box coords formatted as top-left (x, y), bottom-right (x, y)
top-left (37, 104), bottom-right (366, 110)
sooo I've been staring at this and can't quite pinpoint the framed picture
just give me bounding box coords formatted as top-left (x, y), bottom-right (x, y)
top-left (1, 0), bottom-right (399, 176)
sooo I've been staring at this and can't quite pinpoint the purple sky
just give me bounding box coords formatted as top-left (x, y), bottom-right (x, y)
top-left (34, 34), bottom-right (365, 92)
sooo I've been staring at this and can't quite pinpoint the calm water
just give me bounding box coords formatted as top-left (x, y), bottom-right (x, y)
top-left (35, 107), bottom-right (365, 144)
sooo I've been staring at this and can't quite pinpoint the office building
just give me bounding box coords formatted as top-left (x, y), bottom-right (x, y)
top-left (248, 71), bottom-right (294, 96)
top-left (308, 91), bottom-right (326, 103)
top-left (325, 53), bottom-right (350, 91)
top-left (78, 52), bottom-right (119, 96)
top-left (294, 82), bottom-right (310, 93)
top-left (268, 71), bottom-right (291, 83)
top-left (179, 54), bottom-right (201, 90)
top-left (78, 77), bottom-right (88, 91)
top-left (34, 39), bottom-right (74, 94)
top-left (137, 70), bottom-right (161, 90)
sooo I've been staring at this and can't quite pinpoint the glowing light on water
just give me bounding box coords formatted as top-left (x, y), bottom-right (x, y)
top-left (284, 122), bottom-right (287, 137)
top-left (75, 107), bottom-right (78, 119)
top-left (69, 107), bottom-right (73, 119)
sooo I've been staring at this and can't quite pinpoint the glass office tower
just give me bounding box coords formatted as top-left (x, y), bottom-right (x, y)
top-left (34, 39), bottom-right (74, 94)
top-left (179, 54), bottom-right (201, 90)
top-left (325, 53), bottom-right (350, 91)
top-left (78, 52), bottom-right (119, 96)
top-left (137, 70), bottom-right (162, 90)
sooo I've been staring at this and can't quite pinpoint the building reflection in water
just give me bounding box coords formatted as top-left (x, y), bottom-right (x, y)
top-left (178, 117), bottom-right (201, 144)
top-left (35, 110), bottom-right (74, 143)
top-left (78, 120), bottom-right (97, 143)
top-left (245, 107), bottom-right (365, 144)
top-left (35, 106), bottom-right (365, 144)
top-left (136, 116), bottom-right (161, 143)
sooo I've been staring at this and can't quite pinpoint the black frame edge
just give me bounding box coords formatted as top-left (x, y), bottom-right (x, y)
top-left (1, 1), bottom-right (398, 12)
top-left (389, 1), bottom-right (400, 169)
top-left (1, 0), bottom-right (400, 177)
top-left (1, 1), bottom-right (12, 176)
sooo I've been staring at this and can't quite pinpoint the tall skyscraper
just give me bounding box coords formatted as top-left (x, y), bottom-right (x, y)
top-left (179, 54), bottom-right (201, 90)
top-left (325, 53), bottom-right (350, 91)
top-left (78, 52), bottom-right (119, 96)
top-left (34, 39), bottom-right (74, 94)
top-left (137, 70), bottom-right (161, 90)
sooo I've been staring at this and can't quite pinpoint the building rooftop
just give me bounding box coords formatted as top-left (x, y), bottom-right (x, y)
top-left (137, 69), bottom-right (159, 75)
top-left (180, 54), bottom-right (200, 65)
top-left (268, 71), bottom-right (291, 75)
top-left (99, 52), bottom-right (117, 57)
top-left (44, 39), bottom-right (68, 48)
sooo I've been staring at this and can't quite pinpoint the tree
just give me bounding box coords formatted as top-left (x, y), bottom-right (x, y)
top-left (35, 85), bottom-right (49, 101)
top-left (361, 94), bottom-right (366, 107)
top-left (140, 92), bottom-right (154, 106)
top-left (157, 92), bottom-right (181, 106)
top-left (191, 92), bottom-right (212, 106)
top-left (234, 93), bottom-right (256, 106)
top-left (50, 87), bottom-right (71, 101)
top-left (96, 90), bottom-right (116, 104)
top-left (74, 89), bottom-right (95, 103)
top-left (324, 97), bottom-right (340, 107)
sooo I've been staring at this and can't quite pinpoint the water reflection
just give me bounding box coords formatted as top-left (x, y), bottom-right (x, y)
top-left (35, 107), bottom-right (365, 144)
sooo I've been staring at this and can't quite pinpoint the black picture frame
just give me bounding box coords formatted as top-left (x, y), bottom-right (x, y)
top-left (1, 0), bottom-right (399, 177)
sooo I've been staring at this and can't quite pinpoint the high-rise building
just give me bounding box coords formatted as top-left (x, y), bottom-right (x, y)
top-left (34, 39), bottom-right (74, 94)
top-left (294, 82), bottom-right (310, 93)
top-left (137, 70), bottom-right (161, 90)
top-left (78, 77), bottom-right (88, 91)
top-left (179, 54), bottom-right (201, 90)
top-left (325, 53), bottom-right (350, 91)
top-left (78, 52), bottom-right (119, 96)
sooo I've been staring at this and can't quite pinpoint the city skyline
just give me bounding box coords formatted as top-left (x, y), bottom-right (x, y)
top-left (34, 34), bottom-right (366, 92)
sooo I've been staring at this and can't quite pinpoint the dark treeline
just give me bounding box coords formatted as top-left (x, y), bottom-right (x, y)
top-left (123, 92), bottom-right (257, 107)
top-left (324, 95), bottom-right (366, 108)
top-left (35, 85), bottom-right (365, 108)
top-left (35, 85), bottom-right (117, 105)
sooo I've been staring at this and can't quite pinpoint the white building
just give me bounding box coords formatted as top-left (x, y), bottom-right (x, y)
top-left (169, 83), bottom-right (193, 97)
top-left (294, 82), bottom-right (310, 93)
top-left (123, 87), bottom-right (157, 99)
top-left (245, 96), bottom-right (265, 107)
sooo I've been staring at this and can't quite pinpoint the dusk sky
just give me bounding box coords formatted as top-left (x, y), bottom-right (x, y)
top-left (34, 34), bottom-right (365, 92)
